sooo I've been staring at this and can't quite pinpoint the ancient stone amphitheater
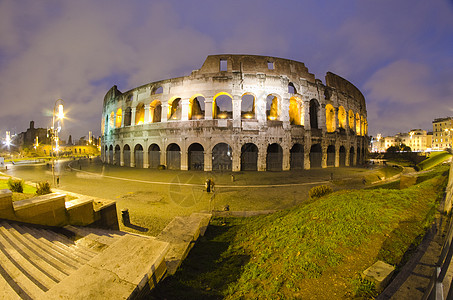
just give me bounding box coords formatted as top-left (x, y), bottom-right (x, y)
top-left (101, 54), bottom-right (368, 171)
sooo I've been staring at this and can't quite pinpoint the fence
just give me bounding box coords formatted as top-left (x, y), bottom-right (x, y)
top-left (423, 159), bottom-right (453, 300)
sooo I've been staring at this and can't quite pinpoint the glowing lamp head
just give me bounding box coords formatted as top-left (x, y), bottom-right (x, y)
top-left (57, 104), bottom-right (64, 119)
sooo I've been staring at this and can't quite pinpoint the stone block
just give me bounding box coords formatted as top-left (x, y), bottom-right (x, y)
top-left (13, 193), bottom-right (67, 227)
top-left (0, 189), bottom-right (14, 219)
top-left (362, 260), bottom-right (395, 291)
top-left (65, 198), bottom-right (95, 226)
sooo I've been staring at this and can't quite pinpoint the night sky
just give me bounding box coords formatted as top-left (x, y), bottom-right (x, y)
top-left (1, 0), bottom-right (452, 141)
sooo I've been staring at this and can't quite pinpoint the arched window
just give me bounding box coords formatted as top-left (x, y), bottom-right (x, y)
top-left (348, 110), bottom-right (355, 130)
top-left (213, 93), bottom-right (232, 119)
top-left (152, 86), bottom-right (163, 94)
top-left (338, 106), bottom-right (346, 129)
top-left (325, 104), bottom-right (335, 132)
top-left (134, 144), bottom-right (144, 168)
top-left (241, 94), bottom-right (255, 119)
top-left (135, 103), bottom-right (145, 125)
top-left (150, 100), bottom-right (162, 123)
top-left (124, 107), bottom-right (132, 126)
top-left (266, 95), bottom-right (280, 120)
top-left (288, 82), bottom-right (296, 94)
top-left (168, 97), bottom-right (182, 120)
top-left (115, 108), bottom-right (122, 128)
top-left (289, 97), bottom-right (302, 125)
top-left (309, 99), bottom-right (319, 129)
top-left (212, 143), bottom-right (232, 171)
top-left (189, 95), bottom-right (205, 120)
top-left (188, 143), bottom-right (204, 170)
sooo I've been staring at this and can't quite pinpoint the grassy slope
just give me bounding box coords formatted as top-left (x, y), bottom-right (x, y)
top-left (152, 167), bottom-right (447, 299)
top-left (417, 152), bottom-right (452, 170)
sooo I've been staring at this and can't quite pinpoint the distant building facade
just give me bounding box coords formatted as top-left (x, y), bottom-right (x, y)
top-left (371, 129), bottom-right (432, 153)
top-left (14, 121), bottom-right (49, 147)
top-left (432, 117), bottom-right (453, 150)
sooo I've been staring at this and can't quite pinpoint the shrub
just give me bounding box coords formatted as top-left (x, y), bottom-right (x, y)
top-left (36, 181), bottom-right (52, 195)
top-left (158, 164), bottom-right (166, 170)
top-left (309, 185), bottom-right (333, 199)
top-left (7, 178), bottom-right (24, 193)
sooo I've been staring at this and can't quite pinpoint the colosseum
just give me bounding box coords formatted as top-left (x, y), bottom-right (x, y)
top-left (101, 54), bottom-right (368, 171)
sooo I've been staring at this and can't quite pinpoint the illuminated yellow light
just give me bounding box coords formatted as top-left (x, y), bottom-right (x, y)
top-left (218, 113), bottom-right (227, 119)
top-left (244, 113), bottom-right (253, 119)
top-left (57, 104), bottom-right (64, 119)
top-left (268, 116), bottom-right (276, 120)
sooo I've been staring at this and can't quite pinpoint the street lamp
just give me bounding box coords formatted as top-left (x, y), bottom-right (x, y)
top-left (50, 99), bottom-right (65, 186)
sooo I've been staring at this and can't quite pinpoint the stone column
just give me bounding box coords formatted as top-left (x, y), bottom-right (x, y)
top-left (321, 144), bottom-right (327, 168)
top-left (256, 95), bottom-right (266, 125)
top-left (144, 104), bottom-right (150, 124)
top-left (204, 149), bottom-right (212, 172)
top-left (282, 146), bottom-right (290, 171)
top-left (161, 104), bottom-right (168, 123)
top-left (181, 99), bottom-right (190, 121)
top-left (304, 140), bottom-right (311, 170)
top-left (232, 96), bottom-right (241, 128)
top-left (232, 144), bottom-right (241, 172)
top-left (335, 141), bottom-right (340, 167)
top-left (131, 107), bottom-right (136, 126)
top-left (303, 101), bottom-right (310, 130)
top-left (205, 98), bottom-right (213, 120)
top-left (258, 144), bottom-right (266, 171)
top-left (181, 150), bottom-right (188, 171)
top-left (130, 149), bottom-right (135, 167)
top-left (143, 142), bottom-right (149, 168)
top-left (319, 104), bottom-right (326, 132)
top-left (334, 107), bottom-right (339, 131)
top-left (120, 145), bottom-right (124, 166)
top-left (281, 97), bottom-right (290, 129)
top-left (345, 145), bottom-right (350, 167)
top-left (121, 108), bottom-right (125, 127)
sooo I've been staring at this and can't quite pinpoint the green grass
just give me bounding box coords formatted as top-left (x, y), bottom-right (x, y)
top-left (0, 179), bottom-right (37, 194)
top-left (417, 152), bottom-right (452, 171)
top-left (152, 168), bottom-right (447, 299)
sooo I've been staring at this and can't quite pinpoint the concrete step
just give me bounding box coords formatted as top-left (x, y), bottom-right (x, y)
top-left (0, 224), bottom-right (66, 283)
top-left (0, 272), bottom-right (22, 300)
top-left (64, 225), bottom-right (127, 246)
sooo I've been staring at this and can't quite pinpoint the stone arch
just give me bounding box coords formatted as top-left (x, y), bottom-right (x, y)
top-left (135, 103), bottom-right (145, 125)
top-left (241, 143), bottom-right (258, 171)
top-left (289, 96), bottom-right (302, 125)
top-left (188, 143), bottom-right (204, 170)
top-left (108, 145), bottom-right (113, 164)
top-left (310, 99), bottom-right (320, 129)
top-left (309, 143), bottom-right (322, 168)
top-left (326, 104), bottom-right (335, 132)
top-left (338, 106), bottom-right (346, 129)
top-left (288, 82), bottom-right (296, 94)
top-left (213, 92), bottom-right (233, 119)
top-left (124, 107), bottom-right (132, 126)
top-left (134, 144), bottom-right (144, 168)
top-left (290, 143), bottom-right (304, 170)
top-left (327, 145), bottom-right (335, 166)
top-left (356, 113), bottom-right (361, 135)
top-left (166, 143), bottom-right (181, 170)
top-left (266, 143), bottom-right (283, 171)
top-left (241, 93), bottom-right (255, 119)
top-left (123, 144), bottom-right (131, 167)
top-left (348, 110), bottom-right (355, 130)
top-left (115, 108), bottom-right (122, 128)
top-left (168, 97), bottom-right (182, 120)
top-left (266, 94), bottom-right (280, 121)
top-left (349, 146), bottom-right (355, 166)
top-left (339, 145), bottom-right (346, 167)
top-left (148, 144), bottom-right (161, 168)
top-left (150, 100), bottom-right (162, 123)
top-left (212, 143), bottom-right (232, 171)
top-left (189, 95), bottom-right (205, 120)
top-left (114, 144), bottom-right (121, 165)
top-left (152, 86), bottom-right (163, 94)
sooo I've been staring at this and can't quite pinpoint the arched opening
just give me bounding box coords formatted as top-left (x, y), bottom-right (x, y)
top-left (327, 145), bottom-right (335, 166)
top-left (309, 144), bottom-right (322, 168)
top-left (150, 100), bottom-right (162, 123)
top-left (356, 113), bottom-right (361, 135)
top-left (124, 107), bottom-right (132, 126)
top-left (168, 97), bottom-right (182, 120)
top-left (108, 145), bottom-right (113, 164)
top-left (349, 146), bottom-right (355, 166)
top-left (338, 106), bottom-right (346, 129)
top-left (339, 146), bottom-right (346, 167)
top-left (289, 97), bottom-right (302, 125)
top-left (357, 146), bottom-right (362, 165)
top-left (241, 143), bottom-right (258, 171)
top-left (309, 99), bottom-right (319, 129)
top-left (266, 95), bottom-right (280, 121)
top-left (348, 110), bottom-right (354, 130)
top-left (188, 143), bottom-right (204, 170)
top-left (115, 109), bottom-right (122, 128)
top-left (288, 82), bottom-right (296, 94)
top-left (189, 95), bottom-right (205, 120)
top-left (326, 104), bottom-right (335, 132)
top-left (166, 143), bottom-right (181, 170)
top-left (134, 144), bottom-right (144, 168)
top-left (152, 86), bottom-right (163, 94)
top-left (135, 103), bottom-right (145, 125)
top-left (114, 145), bottom-right (121, 165)
top-left (109, 112), bottom-right (114, 129)
top-left (123, 144), bottom-right (131, 167)
top-left (266, 143), bottom-right (283, 171)
top-left (212, 143), bottom-right (232, 171)
top-left (290, 143), bottom-right (304, 170)
top-left (213, 93), bottom-right (232, 119)
top-left (148, 144), bottom-right (160, 168)
top-left (241, 94), bottom-right (255, 119)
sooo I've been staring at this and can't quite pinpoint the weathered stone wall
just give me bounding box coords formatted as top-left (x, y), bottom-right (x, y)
top-left (101, 55), bottom-right (368, 171)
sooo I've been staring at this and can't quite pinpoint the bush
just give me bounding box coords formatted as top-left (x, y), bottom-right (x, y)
top-left (7, 178), bottom-right (24, 193)
top-left (158, 164), bottom-right (166, 170)
top-left (36, 181), bottom-right (52, 195)
top-left (309, 185), bottom-right (333, 199)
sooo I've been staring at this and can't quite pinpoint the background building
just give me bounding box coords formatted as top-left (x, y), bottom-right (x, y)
top-left (432, 117), bottom-right (453, 150)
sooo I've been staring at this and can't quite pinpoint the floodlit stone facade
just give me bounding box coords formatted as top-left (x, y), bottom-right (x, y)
top-left (432, 117), bottom-right (453, 150)
top-left (101, 55), bottom-right (368, 171)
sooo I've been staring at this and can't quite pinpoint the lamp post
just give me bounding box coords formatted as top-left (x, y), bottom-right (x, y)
top-left (51, 99), bottom-right (64, 186)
